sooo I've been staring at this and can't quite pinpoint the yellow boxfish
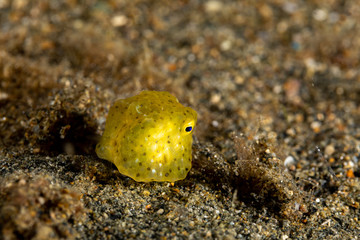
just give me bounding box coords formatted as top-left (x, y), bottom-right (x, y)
top-left (96, 91), bottom-right (197, 182)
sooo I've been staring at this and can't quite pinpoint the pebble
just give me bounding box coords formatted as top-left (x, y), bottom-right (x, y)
top-left (313, 9), bottom-right (328, 21)
top-left (284, 156), bottom-right (296, 167)
top-left (157, 209), bottom-right (164, 215)
top-left (205, 1), bottom-right (223, 13)
top-left (111, 15), bottom-right (128, 27)
top-left (310, 121), bottom-right (321, 133)
top-left (324, 145), bottom-right (335, 156)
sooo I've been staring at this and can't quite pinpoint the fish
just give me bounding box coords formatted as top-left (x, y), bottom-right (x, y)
top-left (96, 91), bottom-right (197, 182)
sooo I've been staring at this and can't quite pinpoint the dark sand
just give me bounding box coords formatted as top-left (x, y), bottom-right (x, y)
top-left (0, 0), bottom-right (359, 239)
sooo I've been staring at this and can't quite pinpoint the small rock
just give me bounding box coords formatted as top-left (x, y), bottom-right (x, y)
top-left (205, 1), bottom-right (223, 13)
top-left (310, 121), bottom-right (321, 133)
top-left (324, 145), bottom-right (335, 156)
top-left (157, 209), bottom-right (164, 215)
top-left (313, 9), bottom-right (328, 21)
top-left (284, 156), bottom-right (296, 167)
top-left (111, 15), bottom-right (128, 27)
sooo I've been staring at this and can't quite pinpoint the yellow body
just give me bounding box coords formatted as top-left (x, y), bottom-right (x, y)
top-left (96, 91), bottom-right (197, 182)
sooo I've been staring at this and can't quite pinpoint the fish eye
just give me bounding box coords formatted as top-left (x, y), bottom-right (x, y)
top-left (185, 126), bottom-right (193, 132)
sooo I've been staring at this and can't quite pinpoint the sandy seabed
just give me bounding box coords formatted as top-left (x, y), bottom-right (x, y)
top-left (0, 1), bottom-right (359, 239)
